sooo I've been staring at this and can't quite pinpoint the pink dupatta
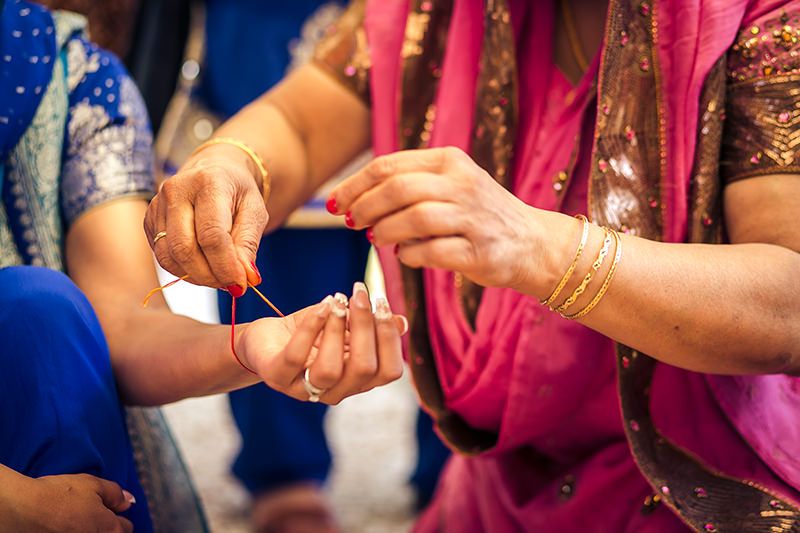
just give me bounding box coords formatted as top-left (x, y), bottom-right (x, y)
top-left (364, 0), bottom-right (800, 530)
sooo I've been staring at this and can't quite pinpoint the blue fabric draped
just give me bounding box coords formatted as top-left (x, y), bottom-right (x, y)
top-left (0, 266), bottom-right (153, 532)
top-left (0, 0), bottom-right (53, 161)
top-left (0, 1), bottom-right (154, 269)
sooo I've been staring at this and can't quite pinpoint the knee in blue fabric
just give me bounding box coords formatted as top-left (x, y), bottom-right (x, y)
top-left (0, 266), bottom-right (152, 531)
top-left (0, 265), bottom-right (110, 372)
top-left (0, 265), bottom-right (117, 474)
top-left (0, 266), bottom-right (105, 336)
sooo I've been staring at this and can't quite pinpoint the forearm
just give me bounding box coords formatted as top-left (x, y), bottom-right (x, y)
top-left (99, 302), bottom-right (257, 406)
top-left (0, 465), bottom-right (29, 529)
top-left (66, 201), bottom-right (260, 405)
top-left (523, 210), bottom-right (800, 375)
top-left (196, 64), bottom-right (371, 230)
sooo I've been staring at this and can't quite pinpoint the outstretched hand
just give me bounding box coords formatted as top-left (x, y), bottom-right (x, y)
top-left (238, 283), bottom-right (407, 405)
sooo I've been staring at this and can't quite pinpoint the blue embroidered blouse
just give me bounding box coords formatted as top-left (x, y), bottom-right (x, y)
top-left (0, 0), bottom-right (154, 269)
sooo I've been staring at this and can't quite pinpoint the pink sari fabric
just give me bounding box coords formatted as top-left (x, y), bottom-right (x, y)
top-left (366, 0), bottom-right (800, 530)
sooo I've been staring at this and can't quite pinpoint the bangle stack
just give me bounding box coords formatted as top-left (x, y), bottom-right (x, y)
top-left (541, 214), bottom-right (623, 320)
top-left (193, 137), bottom-right (271, 203)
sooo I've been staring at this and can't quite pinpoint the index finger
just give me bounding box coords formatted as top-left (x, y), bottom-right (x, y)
top-left (194, 186), bottom-right (247, 290)
top-left (329, 147), bottom-right (451, 214)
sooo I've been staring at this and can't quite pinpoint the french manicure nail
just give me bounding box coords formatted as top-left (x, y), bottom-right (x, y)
top-left (326, 197), bottom-right (338, 214)
top-left (352, 282), bottom-right (370, 309)
top-left (344, 211), bottom-right (355, 228)
top-left (332, 292), bottom-right (348, 317)
top-left (226, 284), bottom-right (245, 298)
top-left (123, 490), bottom-right (137, 505)
top-left (375, 297), bottom-right (392, 320)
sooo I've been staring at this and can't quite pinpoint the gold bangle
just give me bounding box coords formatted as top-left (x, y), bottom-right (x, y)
top-left (541, 214), bottom-right (590, 307)
top-left (563, 229), bottom-right (622, 320)
top-left (193, 137), bottom-right (271, 202)
top-left (554, 227), bottom-right (613, 314)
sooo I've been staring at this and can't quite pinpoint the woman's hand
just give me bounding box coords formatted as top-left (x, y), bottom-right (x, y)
top-left (0, 467), bottom-right (136, 533)
top-left (328, 147), bottom-right (549, 292)
top-left (237, 283), bottom-right (406, 405)
top-left (143, 143), bottom-right (267, 293)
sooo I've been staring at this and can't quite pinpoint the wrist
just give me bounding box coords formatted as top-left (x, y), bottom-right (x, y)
top-left (189, 143), bottom-right (264, 194)
top-left (231, 320), bottom-right (260, 377)
top-left (514, 209), bottom-right (585, 301)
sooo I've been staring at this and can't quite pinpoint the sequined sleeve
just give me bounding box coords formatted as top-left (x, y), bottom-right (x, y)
top-left (312, 0), bottom-right (371, 105)
top-left (721, 11), bottom-right (800, 184)
top-left (60, 36), bottom-right (155, 227)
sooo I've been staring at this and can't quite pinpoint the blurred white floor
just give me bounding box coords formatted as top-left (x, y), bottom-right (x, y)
top-left (158, 253), bottom-right (420, 532)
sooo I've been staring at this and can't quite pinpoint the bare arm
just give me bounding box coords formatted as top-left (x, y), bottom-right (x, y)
top-left (216, 64), bottom-right (371, 229)
top-left (539, 174), bottom-right (800, 375)
top-left (67, 200), bottom-right (260, 404)
top-left (145, 64), bottom-right (371, 289)
top-left (331, 148), bottom-right (800, 376)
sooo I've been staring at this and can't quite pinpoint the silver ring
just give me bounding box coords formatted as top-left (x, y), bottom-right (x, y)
top-left (152, 231), bottom-right (167, 246)
top-left (303, 368), bottom-right (325, 403)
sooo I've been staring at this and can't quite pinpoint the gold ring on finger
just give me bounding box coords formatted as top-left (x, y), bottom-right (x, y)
top-left (152, 231), bottom-right (167, 246)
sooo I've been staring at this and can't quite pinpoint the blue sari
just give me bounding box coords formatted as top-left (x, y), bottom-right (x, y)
top-left (0, 2), bottom-right (202, 531)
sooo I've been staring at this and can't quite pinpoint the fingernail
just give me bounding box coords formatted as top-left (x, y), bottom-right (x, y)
top-left (326, 197), bottom-right (338, 214)
top-left (398, 315), bottom-right (409, 335)
top-left (332, 292), bottom-right (348, 317)
top-left (123, 490), bottom-right (137, 505)
top-left (352, 281), bottom-right (370, 309)
top-left (317, 295), bottom-right (333, 316)
top-left (375, 297), bottom-right (392, 320)
top-left (226, 284), bottom-right (245, 298)
top-left (249, 261), bottom-right (262, 284)
top-left (344, 211), bottom-right (355, 228)
top-left (366, 227), bottom-right (374, 243)
top-left (393, 244), bottom-right (400, 256)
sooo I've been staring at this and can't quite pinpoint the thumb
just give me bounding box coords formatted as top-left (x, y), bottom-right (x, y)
top-left (231, 194), bottom-right (268, 288)
top-left (94, 478), bottom-right (136, 513)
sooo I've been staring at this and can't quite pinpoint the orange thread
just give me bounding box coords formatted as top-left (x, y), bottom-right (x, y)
top-left (141, 275), bottom-right (190, 307)
top-left (249, 284), bottom-right (285, 317)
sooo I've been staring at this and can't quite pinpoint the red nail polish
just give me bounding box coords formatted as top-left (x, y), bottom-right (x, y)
top-left (366, 227), bottom-right (374, 243)
top-left (393, 244), bottom-right (399, 256)
top-left (326, 197), bottom-right (338, 214)
top-left (344, 211), bottom-right (355, 228)
top-left (250, 261), bottom-right (262, 283)
top-left (226, 285), bottom-right (245, 298)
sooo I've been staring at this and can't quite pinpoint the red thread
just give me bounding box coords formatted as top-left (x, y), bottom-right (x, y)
top-left (230, 296), bottom-right (257, 375)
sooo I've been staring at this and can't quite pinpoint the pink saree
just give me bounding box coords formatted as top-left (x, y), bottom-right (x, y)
top-left (317, 0), bottom-right (800, 530)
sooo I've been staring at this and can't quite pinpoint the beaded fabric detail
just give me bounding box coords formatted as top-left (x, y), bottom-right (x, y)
top-left (722, 11), bottom-right (800, 183)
